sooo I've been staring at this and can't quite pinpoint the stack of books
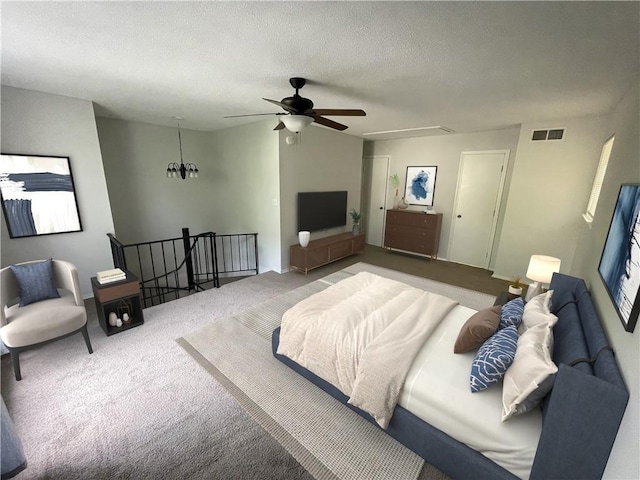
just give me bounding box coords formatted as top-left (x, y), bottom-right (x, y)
top-left (96, 268), bottom-right (126, 285)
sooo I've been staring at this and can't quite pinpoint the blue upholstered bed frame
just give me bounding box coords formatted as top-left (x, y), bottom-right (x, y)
top-left (271, 273), bottom-right (629, 479)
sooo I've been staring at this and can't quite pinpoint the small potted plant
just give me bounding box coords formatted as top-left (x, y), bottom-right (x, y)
top-left (508, 276), bottom-right (524, 296)
top-left (349, 209), bottom-right (362, 235)
top-left (389, 174), bottom-right (401, 209)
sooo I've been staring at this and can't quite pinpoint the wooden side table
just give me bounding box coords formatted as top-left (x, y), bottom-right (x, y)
top-left (91, 272), bottom-right (144, 336)
top-left (494, 290), bottom-right (522, 307)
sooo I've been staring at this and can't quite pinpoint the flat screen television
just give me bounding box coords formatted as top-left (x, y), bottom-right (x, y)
top-left (297, 191), bottom-right (347, 232)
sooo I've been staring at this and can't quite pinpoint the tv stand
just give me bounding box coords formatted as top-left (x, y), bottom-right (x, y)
top-left (290, 232), bottom-right (365, 274)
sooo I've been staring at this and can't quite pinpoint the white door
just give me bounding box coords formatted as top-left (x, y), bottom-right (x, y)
top-left (363, 156), bottom-right (389, 246)
top-left (448, 150), bottom-right (509, 268)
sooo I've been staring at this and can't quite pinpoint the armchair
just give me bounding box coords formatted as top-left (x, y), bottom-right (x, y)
top-left (0, 259), bottom-right (93, 381)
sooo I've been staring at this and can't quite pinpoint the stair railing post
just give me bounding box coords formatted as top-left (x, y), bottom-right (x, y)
top-left (254, 233), bottom-right (259, 275)
top-left (107, 233), bottom-right (128, 271)
top-left (182, 227), bottom-right (195, 291)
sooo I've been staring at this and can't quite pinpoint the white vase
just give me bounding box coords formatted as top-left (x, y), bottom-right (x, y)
top-left (298, 231), bottom-right (310, 247)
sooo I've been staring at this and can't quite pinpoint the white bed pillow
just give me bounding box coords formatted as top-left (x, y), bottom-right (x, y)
top-left (502, 322), bottom-right (557, 421)
top-left (520, 290), bottom-right (557, 333)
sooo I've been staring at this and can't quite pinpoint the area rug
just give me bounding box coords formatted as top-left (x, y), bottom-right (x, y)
top-left (178, 265), bottom-right (495, 480)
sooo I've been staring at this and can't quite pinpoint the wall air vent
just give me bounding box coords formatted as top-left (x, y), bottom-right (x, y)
top-left (531, 128), bottom-right (565, 142)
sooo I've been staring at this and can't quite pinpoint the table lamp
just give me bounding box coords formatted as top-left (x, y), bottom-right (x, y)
top-left (525, 255), bottom-right (561, 302)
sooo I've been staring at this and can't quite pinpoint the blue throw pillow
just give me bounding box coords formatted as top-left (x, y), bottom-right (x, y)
top-left (470, 325), bottom-right (519, 393)
top-left (500, 297), bottom-right (524, 329)
top-left (10, 259), bottom-right (60, 307)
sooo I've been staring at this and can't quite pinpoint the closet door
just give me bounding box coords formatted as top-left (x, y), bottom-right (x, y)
top-left (449, 150), bottom-right (509, 268)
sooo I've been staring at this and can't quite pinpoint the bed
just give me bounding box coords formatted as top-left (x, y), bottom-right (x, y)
top-left (271, 272), bottom-right (628, 480)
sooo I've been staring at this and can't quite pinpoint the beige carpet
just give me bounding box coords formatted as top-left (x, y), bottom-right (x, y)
top-left (1, 262), bottom-right (495, 480)
top-left (1, 270), bottom-right (319, 480)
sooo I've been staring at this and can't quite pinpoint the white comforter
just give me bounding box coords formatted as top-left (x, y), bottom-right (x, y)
top-left (277, 271), bottom-right (458, 428)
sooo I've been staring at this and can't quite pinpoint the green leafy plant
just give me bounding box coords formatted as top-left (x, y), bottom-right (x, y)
top-left (349, 209), bottom-right (362, 224)
top-left (389, 174), bottom-right (400, 190)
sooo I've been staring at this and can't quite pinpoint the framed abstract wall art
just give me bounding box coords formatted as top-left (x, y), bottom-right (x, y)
top-left (0, 153), bottom-right (83, 238)
top-left (598, 183), bottom-right (640, 333)
top-left (404, 166), bottom-right (437, 207)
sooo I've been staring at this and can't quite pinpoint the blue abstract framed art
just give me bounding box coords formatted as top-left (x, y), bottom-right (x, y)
top-left (0, 153), bottom-right (83, 238)
top-left (404, 166), bottom-right (437, 207)
top-left (598, 183), bottom-right (640, 333)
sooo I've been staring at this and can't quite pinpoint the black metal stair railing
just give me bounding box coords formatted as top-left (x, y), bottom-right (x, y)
top-left (107, 228), bottom-right (258, 308)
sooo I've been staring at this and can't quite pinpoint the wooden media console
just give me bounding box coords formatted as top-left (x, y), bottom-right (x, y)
top-left (289, 232), bottom-right (365, 274)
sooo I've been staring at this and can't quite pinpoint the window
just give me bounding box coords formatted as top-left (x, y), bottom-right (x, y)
top-left (583, 135), bottom-right (615, 223)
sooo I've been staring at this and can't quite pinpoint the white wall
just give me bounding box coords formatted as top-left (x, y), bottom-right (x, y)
top-left (493, 114), bottom-right (611, 280)
top-left (364, 128), bottom-right (521, 267)
top-left (97, 117), bottom-right (281, 273)
top-left (1, 87), bottom-right (115, 297)
top-left (571, 79), bottom-right (639, 480)
top-left (278, 126), bottom-right (364, 272)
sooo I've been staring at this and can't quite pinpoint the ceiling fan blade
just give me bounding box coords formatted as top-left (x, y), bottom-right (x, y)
top-left (312, 115), bottom-right (348, 131)
top-left (311, 109), bottom-right (366, 117)
top-left (263, 98), bottom-right (297, 114)
top-left (274, 122), bottom-right (285, 131)
top-left (224, 113), bottom-right (279, 118)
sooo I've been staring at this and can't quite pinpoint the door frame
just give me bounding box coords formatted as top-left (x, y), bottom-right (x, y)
top-left (448, 149), bottom-right (510, 268)
top-left (362, 155), bottom-right (391, 247)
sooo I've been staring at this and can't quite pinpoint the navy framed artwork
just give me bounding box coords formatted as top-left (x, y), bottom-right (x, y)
top-left (404, 166), bottom-right (437, 207)
top-left (0, 153), bottom-right (83, 238)
top-left (598, 183), bottom-right (640, 333)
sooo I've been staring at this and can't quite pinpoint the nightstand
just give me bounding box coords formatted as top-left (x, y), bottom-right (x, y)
top-left (91, 272), bottom-right (144, 336)
top-left (494, 290), bottom-right (522, 306)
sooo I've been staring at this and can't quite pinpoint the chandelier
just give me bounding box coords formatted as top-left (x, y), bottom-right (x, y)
top-left (166, 119), bottom-right (199, 179)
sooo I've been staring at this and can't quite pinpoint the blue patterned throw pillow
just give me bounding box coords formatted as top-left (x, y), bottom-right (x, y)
top-left (500, 297), bottom-right (524, 329)
top-left (470, 325), bottom-right (519, 393)
top-left (10, 259), bottom-right (60, 307)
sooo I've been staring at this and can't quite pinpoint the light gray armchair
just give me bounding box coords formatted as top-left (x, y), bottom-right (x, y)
top-left (0, 259), bottom-right (93, 381)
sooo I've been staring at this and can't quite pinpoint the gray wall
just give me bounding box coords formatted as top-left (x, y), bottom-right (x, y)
top-left (97, 118), bottom-right (363, 275)
top-left (208, 120), bottom-right (281, 272)
top-left (279, 126), bottom-right (364, 272)
top-left (493, 114), bottom-right (611, 280)
top-left (0, 87), bottom-right (115, 298)
top-left (571, 80), bottom-right (639, 480)
top-left (96, 117), bottom-right (212, 243)
top-left (97, 117), bottom-right (282, 273)
top-left (364, 127), bottom-right (521, 268)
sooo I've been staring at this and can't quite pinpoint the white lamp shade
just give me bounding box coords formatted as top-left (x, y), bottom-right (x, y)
top-left (281, 115), bottom-right (313, 133)
top-left (526, 255), bottom-right (561, 283)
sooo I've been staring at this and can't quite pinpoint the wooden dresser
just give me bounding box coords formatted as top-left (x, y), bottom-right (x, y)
top-left (384, 210), bottom-right (443, 259)
top-left (290, 232), bottom-right (365, 274)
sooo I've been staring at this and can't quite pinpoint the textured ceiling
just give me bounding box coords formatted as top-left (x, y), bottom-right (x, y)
top-left (2, 1), bottom-right (638, 138)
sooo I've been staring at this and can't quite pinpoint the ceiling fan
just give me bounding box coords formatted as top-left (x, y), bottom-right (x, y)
top-left (224, 77), bottom-right (366, 132)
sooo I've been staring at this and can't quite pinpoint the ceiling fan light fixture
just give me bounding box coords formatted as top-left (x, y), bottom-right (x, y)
top-left (281, 115), bottom-right (313, 133)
